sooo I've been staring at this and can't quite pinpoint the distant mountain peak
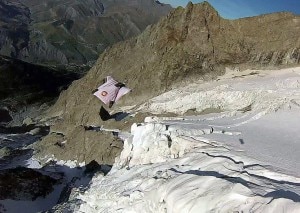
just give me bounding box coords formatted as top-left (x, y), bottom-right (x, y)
top-left (0, 0), bottom-right (172, 68)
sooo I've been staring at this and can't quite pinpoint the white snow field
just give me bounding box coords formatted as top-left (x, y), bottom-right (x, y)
top-left (76, 67), bottom-right (300, 212)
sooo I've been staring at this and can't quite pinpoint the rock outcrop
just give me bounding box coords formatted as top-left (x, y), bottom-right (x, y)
top-left (40, 2), bottom-right (300, 163)
top-left (0, 167), bottom-right (61, 201)
top-left (0, 0), bottom-right (172, 67)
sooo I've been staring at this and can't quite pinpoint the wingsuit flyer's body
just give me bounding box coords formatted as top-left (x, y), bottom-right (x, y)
top-left (93, 76), bottom-right (131, 120)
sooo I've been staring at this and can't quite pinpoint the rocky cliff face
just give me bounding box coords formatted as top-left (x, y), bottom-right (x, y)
top-left (39, 2), bottom-right (300, 164)
top-left (0, 55), bottom-right (81, 126)
top-left (0, 0), bottom-right (172, 67)
top-left (0, 0), bottom-right (31, 58)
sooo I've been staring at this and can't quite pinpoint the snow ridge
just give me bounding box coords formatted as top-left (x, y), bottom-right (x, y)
top-left (141, 68), bottom-right (300, 118)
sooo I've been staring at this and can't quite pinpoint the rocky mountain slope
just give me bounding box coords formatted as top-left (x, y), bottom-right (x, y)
top-left (0, 0), bottom-right (30, 58)
top-left (0, 0), bottom-right (172, 67)
top-left (37, 2), bottom-right (300, 164)
top-left (0, 55), bottom-right (80, 126)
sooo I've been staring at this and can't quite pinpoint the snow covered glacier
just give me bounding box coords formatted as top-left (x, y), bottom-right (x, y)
top-left (73, 67), bottom-right (300, 212)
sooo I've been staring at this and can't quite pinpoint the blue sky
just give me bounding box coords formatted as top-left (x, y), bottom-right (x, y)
top-left (159, 0), bottom-right (300, 19)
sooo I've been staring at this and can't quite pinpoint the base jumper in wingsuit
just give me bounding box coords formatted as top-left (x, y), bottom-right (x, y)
top-left (93, 76), bottom-right (131, 121)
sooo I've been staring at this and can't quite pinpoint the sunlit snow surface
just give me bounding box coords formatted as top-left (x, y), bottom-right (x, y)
top-left (75, 68), bottom-right (300, 212)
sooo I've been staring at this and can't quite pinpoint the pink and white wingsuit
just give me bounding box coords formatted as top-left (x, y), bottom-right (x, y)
top-left (93, 76), bottom-right (131, 105)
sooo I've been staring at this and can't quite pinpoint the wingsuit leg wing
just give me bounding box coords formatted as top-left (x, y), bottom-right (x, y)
top-left (99, 106), bottom-right (111, 121)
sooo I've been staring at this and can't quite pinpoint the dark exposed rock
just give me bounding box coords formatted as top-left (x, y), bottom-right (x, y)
top-left (0, 108), bottom-right (12, 123)
top-left (84, 160), bottom-right (102, 174)
top-left (0, 167), bottom-right (60, 201)
top-left (84, 160), bottom-right (112, 176)
top-left (0, 124), bottom-right (49, 135)
top-left (0, 55), bottom-right (81, 101)
top-left (0, 55), bottom-right (82, 125)
top-left (56, 177), bottom-right (79, 204)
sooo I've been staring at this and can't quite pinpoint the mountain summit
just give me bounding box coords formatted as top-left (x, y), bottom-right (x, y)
top-left (53, 1), bottom-right (300, 103)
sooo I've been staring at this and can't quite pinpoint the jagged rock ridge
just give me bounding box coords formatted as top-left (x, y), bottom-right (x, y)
top-left (41, 2), bottom-right (300, 163)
